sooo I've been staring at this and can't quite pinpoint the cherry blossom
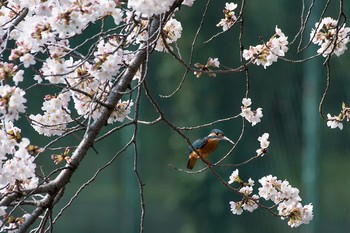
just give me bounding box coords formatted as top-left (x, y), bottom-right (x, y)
top-left (229, 201), bottom-right (243, 215)
top-left (228, 169), bottom-right (241, 184)
top-left (0, 85), bottom-right (26, 121)
top-left (155, 18), bottom-right (183, 52)
top-left (0, 62), bottom-right (23, 85)
top-left (0, 121), bottom-right (38, 194)
top-left (217, 2), bottom-right (238, 31)
top-left (326, 114), bottom-right (343, 130)
top-left (256, 133), bottom-right (270, 156)
top-left (29, 92), bottom-right (72, 137)
top-left (243, 26), bottom-right (289, 68)
top-left (183, 0), bottom-right (196, 7)
top-left (310, 17), bottom-right (350, 57)
top-left (127, 0), bottom-right (174, 16)
top-left (242, 195), bottom-right (259, 212)
top-left (229, 172), bottom-right (313, 227)
top-left (325, 102), bottom-right (350, 130)
top-left (240, 98), bottom-right (263, 126)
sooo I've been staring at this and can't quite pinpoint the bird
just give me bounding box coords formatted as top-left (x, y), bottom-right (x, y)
top-left (187, 129), bottom-right (234, 169)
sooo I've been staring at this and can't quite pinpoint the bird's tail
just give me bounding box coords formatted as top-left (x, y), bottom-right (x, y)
top-left (187, 157), bottom-right (197, 170)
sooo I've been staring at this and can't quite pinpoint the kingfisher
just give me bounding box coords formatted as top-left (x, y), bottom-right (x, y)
top-left (187, 129), bottom-right (234, 169)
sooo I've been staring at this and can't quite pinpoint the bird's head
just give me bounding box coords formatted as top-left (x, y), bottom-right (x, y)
top-left (207, 129), bottom-right (235, 144)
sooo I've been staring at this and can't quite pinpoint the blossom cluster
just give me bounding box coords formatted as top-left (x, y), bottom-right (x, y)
top-left (0, 62), bottom-right (24, 85)
top-left (310, 17), bottom-right (350, 57)
top-left (229, 169), bottom-right (259, 214)
top-left (240, 98), bottom-right (263, 126)
top-left (256, 133), bottom-right (270, 156)
top-left (0, 0), bottom-right (138, 138)
top-left (0, 84), bottom-right (26, 122)
top-left (216, 2), bottom-right (238, 31)
top-left (326, 102), bottom-right (350, 130)
top-left (26, 36), bottom-right (136, 136)
top-left (155, 18), bottom-right (183, 52)
top-left (243, 26), bottom-right (289, 69)
top-left (127, 0), bottom-right (195, 16)
top-left (258, 175), bottom-right (313, 227)
top-left (125, 13), bottom-right (182, 52)
top-left (127, 0), bottom-right (174, 16)
top-left (228, 170), bottom-right (313, 228)
top-left (0, 121), bottom-right (39, 194)
top-left (29, 92), bottom-right (72, 137)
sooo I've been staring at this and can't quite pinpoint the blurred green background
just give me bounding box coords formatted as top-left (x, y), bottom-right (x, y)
top-left (21, 0), bottom-right (350, 232)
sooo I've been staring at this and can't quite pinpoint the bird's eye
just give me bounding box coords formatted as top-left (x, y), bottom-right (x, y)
top-left (217, 133), bottom-right (222, 137)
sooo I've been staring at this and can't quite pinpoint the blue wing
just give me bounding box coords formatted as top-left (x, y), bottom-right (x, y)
top-left (188, 137), bottom-right (207, 153)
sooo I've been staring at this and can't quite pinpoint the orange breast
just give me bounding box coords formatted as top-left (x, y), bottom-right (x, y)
top-left (197, 139), bottom-right (219, 159)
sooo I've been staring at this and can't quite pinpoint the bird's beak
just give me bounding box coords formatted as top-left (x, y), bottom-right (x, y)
top-left (222, 136), bottom-right (235, 145)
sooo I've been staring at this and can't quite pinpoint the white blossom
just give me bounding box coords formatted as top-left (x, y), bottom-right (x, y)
top-left (243, 26), bottom-right (289, 68)
top-left (155, 18), bottom-right (183, 52)
top-left (229, 201), bottom-right (243, 215)
top-left (29, 92), bottom-right (72, 137)
top-left (247, 178), bottom-right (255, 186)
top-left (207, 57), bottom-right (220, 68)
top-left (239, 186), bottom-right (253, 196)
top-left (242, 194), bottom-right (259, 212)
top-left (13, 70), bottom-right (24, 85)
top-left (228, 169), bottom-right (240, 184)
top-left (128, 0), bottom-right (174, 16)
top-left (19, 53), bottom-right (36, 68)
top-left (182, 0), bottom-right (195, 7)
top-left (256, 133), bottom-right (270, 156)
top-left (108, 100), bottom-right (134, 124)
top-left (255, 175), bottom-right (313, 227)
top-left (0, 85), bottom-right (27, 121)
top-left (326, 113), bottom-right (343, 130)
top-left (216, 2), bottom-right (238, 31)
top-left (242, 98), bottom-right (252, 107)
top-left (0, 121), bottom-right (38, 193)
top-left (225, 2), bottom-right (238, 11)
top-left (310, 17), bottom-right (350, 57)
top-left (240, 98), bottom-right (263, 126)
